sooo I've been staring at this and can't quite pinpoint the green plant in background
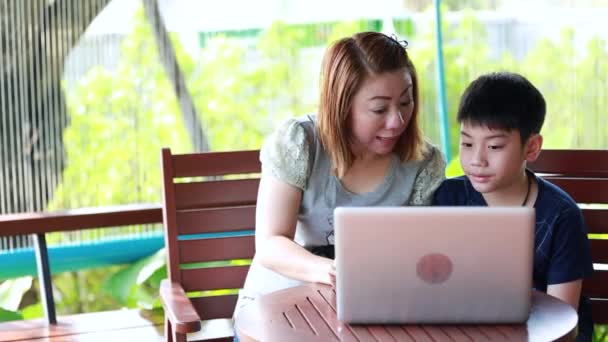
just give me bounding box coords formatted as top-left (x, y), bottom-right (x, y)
top-left (520, 29), bottom-right (608, 150)
top-left (0, 277), bottom-right (32, 322)
top-left (412, 8), bottom-right (608, 160)
top-left (102, 249), bottom-right (166, 309)
top-left (47, 10), bottom-right (191, 212)
top-left (445, 155), bottom-right (464, 178)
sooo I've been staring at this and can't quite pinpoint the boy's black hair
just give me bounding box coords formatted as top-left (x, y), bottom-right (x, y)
top-left (457, 72), bottom-right (546, 143)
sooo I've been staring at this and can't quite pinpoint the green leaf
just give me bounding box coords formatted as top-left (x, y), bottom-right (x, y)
top-left (445, 156), bottom-right (464, 178)
top-left (146, 264), bottom-right (167, 290)
top-left (103, 266), bottom-right (136, 305)
top-left (129, 286), bottom-right (158, 310)
top-left (103, 249), bottom-right (166, 305)
top-left (0, 307), bottom-right (23, 322)
top-left (136, 249), bottom-right (166, 285)
top-left (0, 277), bottom-right (33, 311)
top-left (21, 303), bottom-right (43, 319)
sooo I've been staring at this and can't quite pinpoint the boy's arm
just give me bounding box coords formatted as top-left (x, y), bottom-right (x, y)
top-left (547, 279), bottom-right (582, 311)
top-left (545, 205), bottom-right (592, 342)
top-left (548, 280), bottom-right (582, 342)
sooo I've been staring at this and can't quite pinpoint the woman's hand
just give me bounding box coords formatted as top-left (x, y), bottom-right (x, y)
top-left (318, 258), bottom-right (336, 288)
top-left (329, 262), bottom-right (336, 288)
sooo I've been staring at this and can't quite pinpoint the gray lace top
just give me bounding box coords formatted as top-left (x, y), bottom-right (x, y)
top-left (235, 115), bottom-right (446, 316)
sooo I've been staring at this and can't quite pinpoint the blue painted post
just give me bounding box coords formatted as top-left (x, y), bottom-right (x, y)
top-left (434, 0), bottom-right (451, 162)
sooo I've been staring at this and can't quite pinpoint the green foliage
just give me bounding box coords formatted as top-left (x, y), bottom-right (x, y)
top-left (51, 269), bottom-right (119, 314)
top-left (48, 9), bottom-right (191, 211)
top-left (414, 9), bottom-right (608, 159)
top-left (0, 277), bottom-right (32, 312)
top-left (445, 155), bottom-right (464, 178)
top-left (102, 249), bottom-right (165, 309)
top-left (20, 303), bottom-right (43, 319)
top-left (596, 325), bottom-right (608, 341)
top-left (0, 277), bottom-right (32, 323)
top-left (0, 308), bottom-right (22, 322)
top-left (520, 29), bottom-right (608, 149)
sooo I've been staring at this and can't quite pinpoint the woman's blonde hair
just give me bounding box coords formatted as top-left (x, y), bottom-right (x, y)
top-left (317, 31), bottom-right (426, 177)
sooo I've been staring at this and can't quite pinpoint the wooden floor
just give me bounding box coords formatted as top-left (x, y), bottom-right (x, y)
top-left (0, 309), bottom-right (164, 341)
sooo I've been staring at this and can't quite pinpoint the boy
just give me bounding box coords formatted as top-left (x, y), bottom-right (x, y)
top-left (433, 72), bottom-right (594, 341)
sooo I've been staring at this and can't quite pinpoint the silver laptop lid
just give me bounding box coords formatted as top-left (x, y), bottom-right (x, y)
top-left (334, 206), bottom-right (534, 324)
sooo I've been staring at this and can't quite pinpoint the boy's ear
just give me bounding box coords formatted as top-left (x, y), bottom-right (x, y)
top-left (524, 134), bottom-right (543, 162)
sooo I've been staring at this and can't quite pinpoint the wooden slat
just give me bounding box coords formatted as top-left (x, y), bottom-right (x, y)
top-left (400, 326), bottom-right (433, 341)
top-left (590, 239), bottom-right (608, 264)
top-left (542, 177), bottom-right (608, 203)
top-left (181, 265), bottom-right (250, 292)
top-left (309, 287), bottom-right (359, 341)
top-left (0, 204), bottom-right (162, 236)
top-left (171, 150), bottom-right (260, 178)
top-left (582, 209), bottom-right (608, 234)
top-left (529, 149), bottom-right (608, 177)
top-left (191, 295), bottom-right (239, 320)
top-left (590, 299), bottom-right (608, 324)
top-left (162, 148), bottom-right (182, 283)
top-left (0, 309), bottom-right (163, 342)
top-left (176, 206), bottom-right (255, 235)
top-left (367, 326), bottom-right (398, 341)
top-left (293, 294), bottom-right (338, 338)
top-left (583, 270), bottom-right (608, 298)
top-left (12, 325), bottom-right (164, 341)
top-left (190, 338), bottom-right (232, 342)
top-left (178, 236), bottom-right (255, 263)
top-left (174, 179), bottom-right (259, 210)
top-left (456, 326), bottom-right (493, 341)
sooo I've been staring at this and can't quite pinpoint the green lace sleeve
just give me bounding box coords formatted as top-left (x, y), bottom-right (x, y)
top-left (408, 142), bottom-right (446, 205)
top-left (259, 118), bottom-right (311, 190)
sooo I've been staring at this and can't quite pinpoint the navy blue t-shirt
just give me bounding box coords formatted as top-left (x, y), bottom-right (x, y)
top-left (433, 171), bottom-right (594, 340)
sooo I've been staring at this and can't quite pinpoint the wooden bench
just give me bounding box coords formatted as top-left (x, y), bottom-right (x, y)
top-left (159, 148), bottom-right (260, 342)
top-left (528, 149), bottom-right (608, 326)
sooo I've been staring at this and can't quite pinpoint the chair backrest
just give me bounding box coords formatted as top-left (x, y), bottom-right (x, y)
top-left (161, 148), bottom-right (260, 321)
top-left (528, 149), bottom-right (608, 324)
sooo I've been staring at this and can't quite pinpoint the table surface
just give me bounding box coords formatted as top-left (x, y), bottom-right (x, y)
top-left (236, 283), bottom-right (578, 342)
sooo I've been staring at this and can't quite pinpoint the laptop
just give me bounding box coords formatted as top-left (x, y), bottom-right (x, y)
top-left (334, 206), bottom-right (534, 324)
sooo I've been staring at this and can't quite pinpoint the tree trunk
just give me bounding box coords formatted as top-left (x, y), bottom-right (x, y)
top-left (142, 0), bottom-right (209, 152)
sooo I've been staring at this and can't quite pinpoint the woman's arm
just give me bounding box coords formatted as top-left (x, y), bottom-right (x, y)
top-left (255, 174), bottom-right (335, 285)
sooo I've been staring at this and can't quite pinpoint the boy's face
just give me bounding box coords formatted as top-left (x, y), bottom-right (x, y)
top-left (459, 121), bottom-right (535, 195)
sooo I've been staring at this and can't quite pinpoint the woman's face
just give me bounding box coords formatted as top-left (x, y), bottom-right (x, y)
top-left (348, 69), bottom-right (414, 158)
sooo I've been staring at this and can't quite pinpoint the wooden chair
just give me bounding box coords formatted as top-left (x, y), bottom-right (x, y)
top-left (159, 148), bottom-right (260, 342)
top-left (528, 149), bottom-right (608, 325)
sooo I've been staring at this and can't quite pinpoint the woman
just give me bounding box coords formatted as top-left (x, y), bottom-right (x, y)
top-left (235, 31), bottom-right (446, 318)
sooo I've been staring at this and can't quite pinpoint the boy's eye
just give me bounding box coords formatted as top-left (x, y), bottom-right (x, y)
top-left (460, 142), bottom-right (472, 148)
top-left (488, 145), bottom-right (504, 150)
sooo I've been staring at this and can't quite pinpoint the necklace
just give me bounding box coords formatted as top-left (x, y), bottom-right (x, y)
top-left (521, 173), bottom-right (532, 206)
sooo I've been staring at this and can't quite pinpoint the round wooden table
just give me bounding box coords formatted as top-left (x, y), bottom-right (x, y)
top-left (235, 283), bottom-right (577, 342)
